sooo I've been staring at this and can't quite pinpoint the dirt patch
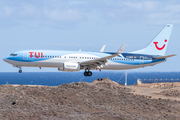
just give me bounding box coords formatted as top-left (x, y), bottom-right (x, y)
top-left (0, 79), bottom-right (180, 120)
top-left (156, 88), bottom-right (180, 97)
top-left (135, 82), bottom-right (180, 89)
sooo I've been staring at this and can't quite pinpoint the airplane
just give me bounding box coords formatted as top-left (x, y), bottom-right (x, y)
top-left (3, 24), bottom-right (176, 76)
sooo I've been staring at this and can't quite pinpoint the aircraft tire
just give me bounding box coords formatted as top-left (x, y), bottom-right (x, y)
top-left (19, 70), bottom-right (22, 73)
top-left (88, 71), bottom-right (92, 76)
top-left (84, 72), bottom-right (88, 76)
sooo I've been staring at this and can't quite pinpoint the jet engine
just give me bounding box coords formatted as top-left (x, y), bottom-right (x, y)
top-left (58, 62), bottom-right (80, 71)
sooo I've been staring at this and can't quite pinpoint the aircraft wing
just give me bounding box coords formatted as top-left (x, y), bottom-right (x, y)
top-left (80, 43), bottom-right (125, 69)
top-left (152, 54), bottom-right (177, 60)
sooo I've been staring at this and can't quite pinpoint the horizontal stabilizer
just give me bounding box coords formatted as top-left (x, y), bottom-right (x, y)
top-left (153, 54), bottom-right (177, 59)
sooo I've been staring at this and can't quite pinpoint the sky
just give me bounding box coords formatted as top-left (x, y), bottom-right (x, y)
top-left (0, 0), bottom-right (180, 72)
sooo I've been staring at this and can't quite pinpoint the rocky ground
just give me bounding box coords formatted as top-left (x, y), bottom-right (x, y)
top-left (0, 79), bottom-right (180, 120)
top-left (158, 88), bottom-right (180, 97)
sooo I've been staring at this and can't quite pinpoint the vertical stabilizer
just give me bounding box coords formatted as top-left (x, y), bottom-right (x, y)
top-left (131, 24), bottom-right (173, 56)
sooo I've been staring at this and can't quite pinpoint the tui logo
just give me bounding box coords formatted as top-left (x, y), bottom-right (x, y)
top-left (29, 52), bottom-right (43, 58)
top-left (153, 39), bottom-right (167, 50)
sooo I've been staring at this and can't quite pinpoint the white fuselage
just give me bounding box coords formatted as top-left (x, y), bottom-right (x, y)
top-left (3, 50), bottom-right (165, 71)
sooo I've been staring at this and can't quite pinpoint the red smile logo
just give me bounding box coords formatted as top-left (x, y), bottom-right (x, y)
top-left (153, 39), bottom-right (167, 50)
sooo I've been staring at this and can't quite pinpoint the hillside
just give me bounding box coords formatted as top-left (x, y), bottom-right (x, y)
top-left (0, 78), bottom-right (180, 120)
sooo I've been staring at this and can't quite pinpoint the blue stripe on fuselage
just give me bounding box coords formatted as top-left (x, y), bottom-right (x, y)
top-left (109, 58), bottom-right (165, 65)
top-left (5, 50), bottom-right (165, 65)
top-left (104, 52), bottom-right (160, 60)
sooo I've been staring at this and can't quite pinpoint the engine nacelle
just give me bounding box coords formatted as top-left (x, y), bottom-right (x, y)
top-left (58, 62), bottom-right (80, 72)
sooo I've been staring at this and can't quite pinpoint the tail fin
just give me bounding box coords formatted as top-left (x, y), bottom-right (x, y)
top-left (131, 24), bottom-right (173, 56)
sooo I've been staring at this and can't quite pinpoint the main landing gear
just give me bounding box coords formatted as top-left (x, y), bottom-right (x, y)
top-left (84, 68), bottom-right (92, 76)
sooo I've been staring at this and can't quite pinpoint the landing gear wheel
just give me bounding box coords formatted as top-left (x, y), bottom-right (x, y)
top-left (84, 72), bottom-right (88, 76)
top-left (19, 70), bottom-right (22, 73)
top-left (88, 71), bottom-right (92, 76)
top-left (84, 69), bottom-right (92, 76)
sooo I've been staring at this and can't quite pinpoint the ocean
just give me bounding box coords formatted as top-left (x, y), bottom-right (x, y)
top-left (0, 71), bottom-right (180, 86)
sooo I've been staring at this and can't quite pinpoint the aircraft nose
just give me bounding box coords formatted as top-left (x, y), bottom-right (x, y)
top-left (3, 57), bottom-right (8, 62)
top-left (3, 58), bottom-right (7, 62)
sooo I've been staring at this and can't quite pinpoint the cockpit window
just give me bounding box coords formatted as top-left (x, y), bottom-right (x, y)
top-left (10, 54), bottom-right (17, 56)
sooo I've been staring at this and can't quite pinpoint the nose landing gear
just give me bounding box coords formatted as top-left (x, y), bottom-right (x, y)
top-left (13, 65), bottom-right (22, 73)
top-left (84, 68), bottom-right (92, 76)
top-left (19, 69), bottom-right (22, 73)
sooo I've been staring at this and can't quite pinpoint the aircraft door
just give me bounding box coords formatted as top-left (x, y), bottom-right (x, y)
top-left (140, 56), bottom-right (144, 64)
top-left (75, 56), bottom-right (78, 61)
top-left (79, 55), bottom-right (82, 61)
top-left (23, 52), bottom-right (28, 60)
top-left (75, 55), bottom-right (82, 62)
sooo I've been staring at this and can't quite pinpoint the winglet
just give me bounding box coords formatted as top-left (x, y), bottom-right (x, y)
top-left (100, 45), bottom-right (106, 52)
top-left (117, 43), bottom-right (126, 54)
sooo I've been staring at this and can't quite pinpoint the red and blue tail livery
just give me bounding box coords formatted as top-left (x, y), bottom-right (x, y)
top-left (3, 24), bottom-right (176, 76)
